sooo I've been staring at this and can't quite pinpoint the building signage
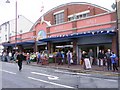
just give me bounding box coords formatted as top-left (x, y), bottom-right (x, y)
top-left (37, 30), bottom-right (46, 41)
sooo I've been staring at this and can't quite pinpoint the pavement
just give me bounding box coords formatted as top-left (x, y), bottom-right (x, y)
top-left (22, 61), bottom-right (120, 77)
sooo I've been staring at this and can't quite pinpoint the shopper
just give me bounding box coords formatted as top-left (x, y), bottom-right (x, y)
top-left (67, 50), bottom-right (73, 67)
top-left (106, 49), bottom-right (112, 71)
top-left (56, 50), bottom-right (62, 65)
top-left (73, 51), bottom-right (77, 65)
top-left (26, 53), bottom-right (30, 64)
top-left (16, 51), bottom-right (24, 71)
top-left (88, 49), bottom-right (94, 65)
top-left (110, 52), bottom-right (118, 72)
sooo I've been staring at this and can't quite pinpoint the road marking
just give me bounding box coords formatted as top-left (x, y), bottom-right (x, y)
top-left (91, 77), bottom-right (118, 82)
top-left (28, 77), bottom-right (74, 88)
top-left (0, 69), bottom-right (16, 75)
top-left (55, 70), bottom-right (90, 76)
top-left (31, 72), bottom-right (59, 80)
top-left (48, 76), bottom-right (59, 80)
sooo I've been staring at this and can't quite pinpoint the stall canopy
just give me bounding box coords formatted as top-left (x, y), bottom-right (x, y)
top-left (39, 27), bottom-right (116, 42)
top-left (2, 40), bottom-right (35, 47)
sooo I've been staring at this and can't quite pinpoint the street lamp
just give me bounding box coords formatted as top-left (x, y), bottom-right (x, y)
top-left (6, 0), bottom-right (18, 51)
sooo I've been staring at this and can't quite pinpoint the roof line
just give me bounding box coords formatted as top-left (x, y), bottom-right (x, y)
top-left (31, 2), bottom-right (112, 30)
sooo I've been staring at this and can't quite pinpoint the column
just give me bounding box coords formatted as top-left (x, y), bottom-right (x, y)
top-left (112, 36), bottom-right (117, 54)
top-left (73, 39), bottom-right (77, 53)
top-left (117, 0), bottom-right (120, 66)
top-left (47, 42), bottom-right (51, 53)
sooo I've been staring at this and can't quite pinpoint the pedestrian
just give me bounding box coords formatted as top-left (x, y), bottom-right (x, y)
top-left (16, 51), bottom-right (24, 71)
top-left (26, 53), bottom-right (30, 64)
top-left (82, 51), bottom-right (89, 69)
top-left (88, 49), bottom-right (94, 65)
top-left (98, 50), bottom-right (106, 67)
top-left (36, 52), bottom-right (41, 64)
top-left (67, 50), bottom-right (73, 67)
top-left (110, 52), bottom-right (118, 72)
top-left (61, 51), bottom-right (64, 65)
top-left (72, 51), bottom-right (77, 65)
top-left (98, 50), bottom-right (102, 67)
top-left (9, 51), bottom-right (12, 61)
top-left (56, 50), bottom-right (62, 65)
top-left (105, 49), bottom-right (112, 71)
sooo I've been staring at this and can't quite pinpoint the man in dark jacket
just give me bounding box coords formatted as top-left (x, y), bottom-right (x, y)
top-left (16, 51), bottom-right (24, 71)
top-left (105, 49), bottom-right (112, 71)
top-left (56, 50), bottom-right (62, 65)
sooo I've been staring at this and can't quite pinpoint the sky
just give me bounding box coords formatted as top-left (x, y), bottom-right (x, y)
top-left (0, 0), bottom-right (115, 25)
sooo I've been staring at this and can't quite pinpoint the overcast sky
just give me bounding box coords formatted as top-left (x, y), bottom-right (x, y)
top-left (0, 0), bottom-right (115, 25)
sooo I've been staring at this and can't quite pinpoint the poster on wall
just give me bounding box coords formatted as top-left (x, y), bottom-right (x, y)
top-left (84, 58), bottom-right (91, 69)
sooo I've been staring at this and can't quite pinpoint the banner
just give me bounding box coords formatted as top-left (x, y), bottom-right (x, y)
top-left (84, 58), bottom-right (91, 69)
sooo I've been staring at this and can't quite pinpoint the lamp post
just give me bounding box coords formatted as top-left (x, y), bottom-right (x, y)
top-left (6, 0), bottom-right (17, 51)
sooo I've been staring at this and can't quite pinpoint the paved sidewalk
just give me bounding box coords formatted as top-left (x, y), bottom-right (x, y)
top-left (23, 61), bottom-right (120, 77)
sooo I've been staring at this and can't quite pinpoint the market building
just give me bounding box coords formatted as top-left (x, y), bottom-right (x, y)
top-left (2, 2), bottom-right (118, 64)
top-left (34, 2), bottom-right (117, 64)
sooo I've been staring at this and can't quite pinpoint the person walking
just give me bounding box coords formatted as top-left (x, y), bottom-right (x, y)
top-left (98, 50), bottom-right (106, 67)
top-left (82, 51), bottom-right (89, 69)
top-left (61, 51), bottom-right (64, 65)
top-left (72, 51), bottom-right (77, 65)
top-left (67, 50), bottom-right (73, 67)
top-left (36, 52), bottom-right (41, 64)
top-left (56, 50), bottom-right (62, 65)
top-left (26, 53), bottom-right (30, 64)
top-left (106, 49), bottom-right (112, 71)
top-left (16, 51), bottom-right (24, 71)
top-left (110, 52), bottom-right (118, 72)
top-left (88, 49), bottom-right (94, 65)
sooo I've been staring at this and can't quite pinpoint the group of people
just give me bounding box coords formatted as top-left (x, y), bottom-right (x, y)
top-left (81, 49), bottom-right (118, 71)
top-left (98, 49), bottom-right (118, 71)
top-left (55, 50), bottom-right (77, 66)
top-left (1, 48), bottom-right (119, 72)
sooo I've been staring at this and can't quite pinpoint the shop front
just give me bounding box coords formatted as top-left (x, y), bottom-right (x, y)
top-left (77, 33), bottom-right (115, 65)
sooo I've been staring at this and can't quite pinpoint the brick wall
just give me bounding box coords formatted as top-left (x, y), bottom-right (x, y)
top-left (44, 3), bottom-right (107, 25)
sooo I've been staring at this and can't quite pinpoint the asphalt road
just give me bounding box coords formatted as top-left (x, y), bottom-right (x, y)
top-left (0, 61), bottom-right (119, 88)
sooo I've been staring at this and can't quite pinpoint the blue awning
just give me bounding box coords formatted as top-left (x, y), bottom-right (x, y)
top-left (2, 40), bottom-right (35, 47)
top-left (39, 27), bottom-right (116, 42)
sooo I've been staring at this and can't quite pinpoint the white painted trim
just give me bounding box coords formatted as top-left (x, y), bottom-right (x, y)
top-left (47, 11), bottom-right (115, 28)
top-left (53, 10), bottom-right (64, 15)
top-left (68, 10), bottom-right (90, 18)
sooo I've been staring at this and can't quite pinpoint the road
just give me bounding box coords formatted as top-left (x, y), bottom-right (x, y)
top-left (0, 61), bottom-right (119, 89)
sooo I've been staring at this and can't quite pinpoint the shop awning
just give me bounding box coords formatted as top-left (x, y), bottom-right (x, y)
top-left (2, 40), bottom-right (35, 47)
top-left (39, 27), bottom-right (116, 42)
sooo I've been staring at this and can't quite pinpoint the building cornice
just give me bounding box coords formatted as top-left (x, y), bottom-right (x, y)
top-left (47, 21), bottom-right (116, 35)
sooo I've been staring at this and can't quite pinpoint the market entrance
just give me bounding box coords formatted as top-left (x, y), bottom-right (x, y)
top-left (78, 44), bottom-right (112, 64)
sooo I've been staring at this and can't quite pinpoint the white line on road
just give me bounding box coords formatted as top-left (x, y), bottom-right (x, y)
top-left (28, 77), bottom-right (74, 88)
top-left (31, 72), bottom-right (59, 80)
top-left (91, 77), bottom-right (118, 82)
top-left (0, 69), bottom-right (16, 75)
top-left (55, 70), bottom-right (90, 76)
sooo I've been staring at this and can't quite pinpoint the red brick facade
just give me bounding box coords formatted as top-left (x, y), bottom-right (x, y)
top-left (8, 2), bottom-right (117, 55)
